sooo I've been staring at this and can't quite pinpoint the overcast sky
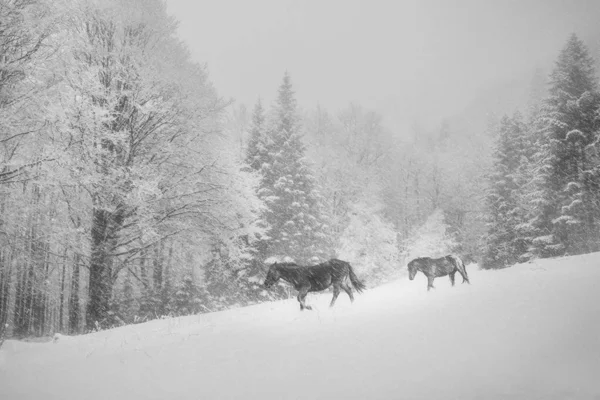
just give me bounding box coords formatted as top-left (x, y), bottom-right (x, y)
top-left (166, 0), bottom-right (600, 133)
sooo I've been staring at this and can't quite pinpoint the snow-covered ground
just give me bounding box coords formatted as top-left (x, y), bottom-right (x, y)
top-left (2, 254), bottom-right (600, 400)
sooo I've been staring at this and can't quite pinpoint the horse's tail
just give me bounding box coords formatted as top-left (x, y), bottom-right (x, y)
top-left (348, 263), bottom-right (367, 293)
top-left (449, 255), bottom-right (470, 284)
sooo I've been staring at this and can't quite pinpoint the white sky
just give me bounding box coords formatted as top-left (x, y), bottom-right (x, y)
top-left (166, 0), bottom-right (600, 133)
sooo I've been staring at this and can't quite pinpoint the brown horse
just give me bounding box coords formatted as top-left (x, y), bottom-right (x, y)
top-left (408, 255), bottom-right (470, 291)
top-left (263, 259), bottom-right (366, 310)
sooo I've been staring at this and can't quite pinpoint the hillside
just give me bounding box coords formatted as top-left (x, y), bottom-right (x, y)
top-left (1, 254), bottom-right (600, 399)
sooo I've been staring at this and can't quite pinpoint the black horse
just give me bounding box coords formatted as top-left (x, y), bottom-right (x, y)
top-left (407, 255), bottom-right (470, 291)
top-left (263, 258), bottom-right (366, 310)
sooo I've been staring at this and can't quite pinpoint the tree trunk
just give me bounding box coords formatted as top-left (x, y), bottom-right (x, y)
top-left (86, 208), bottom-right (115, 330)
top-left (59, 248), bottom-right (67, 333)
top-left (39, 241), bottom-right (50, 336)
top-left (26, 255), bottom-right (35, 336)
top-left (139, 249), bottom-right (148, 286)
top-left (165, 242), bottom-right (173, 287)
top-left (0, 249), bottom-right (7, 328)
top-left (4, 253), bottom-right (19, 338)
top-left (153, 241), bottom-right (163, 289)
top-left (69, 253), bottom-right (80, 334)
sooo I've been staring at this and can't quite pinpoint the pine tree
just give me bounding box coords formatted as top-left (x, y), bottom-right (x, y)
top-left (251, 73), bottom-right (333, 264)
top-left (483, 113), bottom-right (529, 268)
top-left (172, 275), bottom-right (204, 316)
top-left (526, 67), bottom-right (547, 123)
top-left (244, 99), bottom-right (271, 258)
top-left (237, 99), bottom-right (273, 297)
top-left (246, 99), bottom-right (268, 171)
top-left (528, 34), bottom-right (600, 257)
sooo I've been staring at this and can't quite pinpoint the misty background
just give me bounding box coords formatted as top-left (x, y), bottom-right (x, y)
top-left (2, 0), bottom-right (600, 338)
top-left (167, 0), bottom-right (600, 132)
top-left (3, 2), bottom-right (600, 398)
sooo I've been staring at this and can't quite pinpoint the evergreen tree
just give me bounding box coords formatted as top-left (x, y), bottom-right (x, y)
top-left (172, 275), bottom-right (204, 316)
top-left (237, 99), bottom-right (275, 299)
top-left (526, 67), bottom-right (547, 123)
top-left (244, 99), bottom-right (271, 260)
top-left (246, 99), bottom-right (268, 171)
top-left (528, 34), bottom-right (600, 257)
top-left (483, 113), bottom-right (529, 268)
top-left (251, 73), bottom-right (333, 264)
top-left (203, 246), bottom-right (258, 310)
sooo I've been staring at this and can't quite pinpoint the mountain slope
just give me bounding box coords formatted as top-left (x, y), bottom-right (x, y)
top-left (1, 254), bottom-right (600, 400)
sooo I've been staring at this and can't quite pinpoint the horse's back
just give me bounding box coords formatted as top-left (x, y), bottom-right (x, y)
top-left (326, 258), bottom-right (350, 268)
top-left (417, 256), bottom-right (455, 277)
top-left (437, 256), bottom-right (458, 274)
top-left (307, 259), bottom-right (352, 290)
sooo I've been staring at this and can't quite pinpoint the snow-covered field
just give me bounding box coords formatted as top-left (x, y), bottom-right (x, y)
top-left (2, 254), bottom-right (600, 400)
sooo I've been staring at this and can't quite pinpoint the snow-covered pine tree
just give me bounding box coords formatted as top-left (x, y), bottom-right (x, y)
top-left (483, 113), bottom-right (529, 268)
top-left (525, 68), bottom-right (547, 119)
top-left (229, 99), bottom-right (276, 300)
top-left (255, 73), bottom-right (333, 264)
top-left (507, 71), bottom-right (549, 263)
top-left (527, 34), bottom-right (600, 257)
top-left (246, 100), bottom-right (267, 171)
top-left (244, 99), bottom-right (271, 258)
top-left (172, 275), bottom-right (205, 316)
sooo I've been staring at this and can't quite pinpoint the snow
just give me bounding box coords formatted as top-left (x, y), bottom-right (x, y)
top-left (2, 254), bottom-right (600, 399)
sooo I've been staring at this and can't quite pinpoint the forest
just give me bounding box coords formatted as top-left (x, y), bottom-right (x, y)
top-left (1, 0), bottom-right (599, 339)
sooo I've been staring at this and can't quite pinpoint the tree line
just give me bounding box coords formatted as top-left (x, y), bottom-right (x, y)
top-left (483, 34), bottom-right (600, 268)
top-left (0, 0), bottom-right (263, 337)
top-left (2, 0), bottom-right (581, 339)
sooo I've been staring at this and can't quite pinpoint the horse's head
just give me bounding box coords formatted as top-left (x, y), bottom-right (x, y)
top-left (263, 263), bottom-right (281, 288)
top-left (407, 259), bottom-right (419, 280)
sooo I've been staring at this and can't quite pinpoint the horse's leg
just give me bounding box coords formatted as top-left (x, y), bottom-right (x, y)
top-left (455, 258), bottom-right (470, 284)
top-left (449, 271), bottom-right (456, 286)
top-left (427, 276), bottom-right (435, 291)
top-left (461, 270), bottom-right (470, 284)
top-left (341, 284), bottom-right (354, 303)
top-left (297, 292), bottom-right (304, 310)
top-left (330, 284), bottom-right (341, 307)
top-left (297, 286), bottom-right (312, 311)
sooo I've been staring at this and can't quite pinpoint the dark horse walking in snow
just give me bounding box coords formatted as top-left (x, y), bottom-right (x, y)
top-left (407, 255), bottom-right (470, 291)
top-left (263, 259), bottom-right (366, 310)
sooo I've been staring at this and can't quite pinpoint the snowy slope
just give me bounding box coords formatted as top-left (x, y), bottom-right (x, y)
top-left (1, 254), bottom-right (600, 400)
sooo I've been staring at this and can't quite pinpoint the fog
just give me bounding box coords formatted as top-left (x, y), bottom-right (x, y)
top-left (2, 5), bottom-right (600, 397)
top-left (166, 0), bottom-right (600, 132)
